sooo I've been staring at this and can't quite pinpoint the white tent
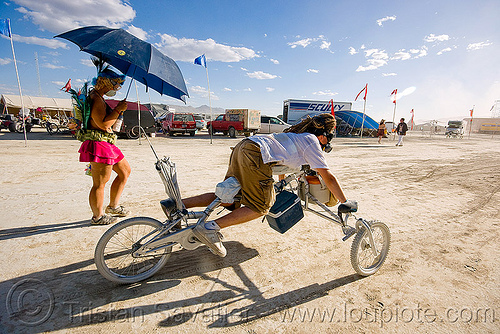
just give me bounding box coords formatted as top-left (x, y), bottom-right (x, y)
top-left (1, 94), bottom-right (72, 116)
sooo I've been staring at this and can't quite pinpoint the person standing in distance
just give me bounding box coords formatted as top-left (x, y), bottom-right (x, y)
top-left (396, 118), bottom-right (408, 146)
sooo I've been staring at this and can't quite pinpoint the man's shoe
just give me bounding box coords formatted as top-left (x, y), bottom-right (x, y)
top-left (105, 205), bottom-right (130, 217)
top-left (193, 222), bottom-right (227, 257)
top-left (160, 198), bottom-right (177, 219)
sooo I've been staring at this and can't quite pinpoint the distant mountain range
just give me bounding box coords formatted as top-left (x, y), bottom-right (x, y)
top-left (145, 103), bottom-right (224, 119)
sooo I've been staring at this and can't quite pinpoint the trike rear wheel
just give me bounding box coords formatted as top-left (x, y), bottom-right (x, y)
top-left (94, 217), bottom-right (172, 284)
top-left (350, 221), bottom-right (390, 276)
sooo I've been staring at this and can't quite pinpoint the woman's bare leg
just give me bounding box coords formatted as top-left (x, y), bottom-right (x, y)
top-left (109, 158), bottom-right (131, 208)
top-left (90, 162), bottom-right (113, 218)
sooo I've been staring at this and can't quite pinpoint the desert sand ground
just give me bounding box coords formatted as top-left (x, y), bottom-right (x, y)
top-left (0, 127), bottom-right (498, 334)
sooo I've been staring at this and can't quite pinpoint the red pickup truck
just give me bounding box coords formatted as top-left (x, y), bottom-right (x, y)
top-left (162, 112), bottom-right (196, 136)
top-left (207, 109), bottom-right (260, 138)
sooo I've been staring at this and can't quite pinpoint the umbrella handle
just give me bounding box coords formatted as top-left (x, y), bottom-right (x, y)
top-left (124, 78), bottom-right (133, 100)
top-left (124, 64), bottom-right (137, 100)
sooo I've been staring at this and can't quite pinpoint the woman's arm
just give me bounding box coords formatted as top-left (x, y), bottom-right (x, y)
top-left (315, 168), bottom-right (347, 203)
top-left (90, 95), bottom-right (127, 131)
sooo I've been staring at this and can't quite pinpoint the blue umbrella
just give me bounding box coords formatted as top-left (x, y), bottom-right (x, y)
top-left (55, 26), bottom-right (189, 102)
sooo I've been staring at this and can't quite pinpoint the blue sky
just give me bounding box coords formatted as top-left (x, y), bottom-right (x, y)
top-left (0, 0), bottom-right (499, 123)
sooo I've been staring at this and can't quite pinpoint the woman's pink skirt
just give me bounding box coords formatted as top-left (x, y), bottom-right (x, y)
top-left (79, 140), bottom-right (124, 165)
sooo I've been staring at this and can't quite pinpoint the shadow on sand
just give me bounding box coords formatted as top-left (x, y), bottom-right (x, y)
top-left (1, 221), bottom-right (364, 333)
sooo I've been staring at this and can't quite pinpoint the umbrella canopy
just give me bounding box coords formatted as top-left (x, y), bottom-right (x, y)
top-left (55, 26), bottom-right (189, 103)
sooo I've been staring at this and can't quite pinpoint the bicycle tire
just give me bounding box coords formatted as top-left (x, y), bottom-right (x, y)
top-left (46, 123), bottom-right (58, 135)
top-left (350, 221), bottom-right (390, 276)
top-left (94, 217), bottom-right (172, 284)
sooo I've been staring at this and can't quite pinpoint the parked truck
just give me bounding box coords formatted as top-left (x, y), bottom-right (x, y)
top-left (282, 99), bottom-right (352, 124)
top-left (207, 109), bottom-right (261, 137)
top-left (445, 120), bottom-right (464, 138)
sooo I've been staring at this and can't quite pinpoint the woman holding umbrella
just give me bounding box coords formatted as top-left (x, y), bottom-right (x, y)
top-left (78, 62), bottom-right (131, 225)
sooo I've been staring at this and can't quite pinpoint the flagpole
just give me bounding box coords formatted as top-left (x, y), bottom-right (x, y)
top-left (469, 105), bottom-right (474, 139)
top-left (391, 100), bottom-right (397, 140)
top-left (360, 98), bottom-right (367, 139)
top-left (7, 19), bottom-right (27, 146)
top-left (330, 99), bottom-right (336, 137)
top-left (205, 65), bottom-right (213, 145)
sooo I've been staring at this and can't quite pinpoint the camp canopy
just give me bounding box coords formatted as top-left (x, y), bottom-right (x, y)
top-left (1, 94), bottom-right (72, 116)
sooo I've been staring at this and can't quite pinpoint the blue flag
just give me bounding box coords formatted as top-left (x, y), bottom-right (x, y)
top-left (194, 54), bottom-right (206, 68)
top-left (0, 18), bottom-right (11, 38)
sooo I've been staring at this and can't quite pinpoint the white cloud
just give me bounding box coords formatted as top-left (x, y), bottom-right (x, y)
top-left (246, 71), bottom-right (277, 80)
top-left (313, 90), bottom-right (338, 96)
top-left (223, 87), bottom-right (232, 92)
top-left (365, 49), bottom-right (388, 59)
top-left (126, 25), bottom-right (148, 41)
top-left (424, 34), bottom-right (449, 42)
top-left (156, 34), bottom-right (259, 62)
top-left (190, 85), bottom-right (219, 100)
top-left (411, 46), bottom-right (428, 58)
top-left (307, 69), bottom-right (319, 73)
top-left (376, 15), bottom-right (396, 26)
top-left (0, 58), bottom-right (12, 65)
top-left (80, 58), bottom-right (95, 67)
top-left (288, 38), bottom-right (313, 48)
top-left (467, 41), bottom-right (493, 50)
top-left (8, 34), bottom-right (69, 49)
top-left (243, 88), bottom-right (252, 92)
top-left (270, 58), bottom-right (279, 64)
top-left (320, 41), bottom-right (331, 50)
top-left (240, 67), bottom-right (249, 72)
top-left (12, 0), bottom-right (136, 33)
top-left (392, 86), bottom-right (417, 101)
top-left (348, 47), bottom-right (357, 55)
top-left (383, 73), bottom-right (397, 77)
top-left (437, 47), bottom-right (452, 55)
top-left (391, 50), bottom-right (411, 61)
top-left (43, 63), bottom-right (66, 69)
top-left (356, 49), bottom-right (388, 72)
top-left (288, 35), bottom-right (331, 51)
top-left (52, 80), bottom-right (66, 87)
top-left (266, 87), bottom-right (275, 92)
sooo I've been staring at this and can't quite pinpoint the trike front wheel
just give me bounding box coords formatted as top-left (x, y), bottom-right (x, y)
top-left (350, 221), bottom-right (390, 276)
top-left (94, 217), bottom-right (172, 284)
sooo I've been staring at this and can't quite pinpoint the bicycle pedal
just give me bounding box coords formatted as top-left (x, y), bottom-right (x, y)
top-left (342, 227), bottom-right (356, 241)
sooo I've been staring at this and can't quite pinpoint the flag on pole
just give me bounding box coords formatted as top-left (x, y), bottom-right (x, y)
top-left (0, 18), bottom-right (11, 38)
top-left (194, 53), bottom-right (213, 143)
top-left (391, 89), bottom-right (398, 103)
top-left (194, 54), bottom-right (207, 68)
top-left (2, 18), bottom-right (27, 146)
top-left (410, 109), bottom-right (414, 130)
top-left (355, 84), bottom-right (368, 101)
top-left (61, 79), bottom-right (71, 92)
top-left (470, 108), bottom-right (474, 117)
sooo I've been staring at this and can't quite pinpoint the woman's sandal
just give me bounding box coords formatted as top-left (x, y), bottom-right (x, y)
top-left (91, 214), bottom-right (117, 225)
top-left (105, 205), bottom-right (131, 217)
